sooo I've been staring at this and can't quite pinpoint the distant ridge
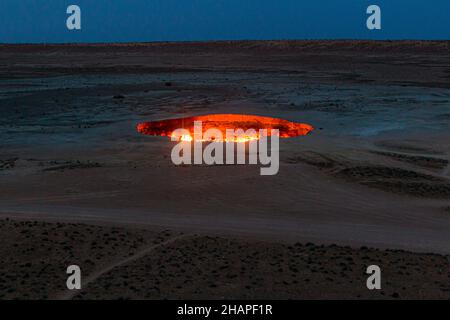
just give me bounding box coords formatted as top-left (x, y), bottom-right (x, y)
top-left (1, 40), bottom-right (449, 53)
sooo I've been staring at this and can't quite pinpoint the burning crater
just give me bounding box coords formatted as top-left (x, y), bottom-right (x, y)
top-left (137, 114), bottom-right (313, 142)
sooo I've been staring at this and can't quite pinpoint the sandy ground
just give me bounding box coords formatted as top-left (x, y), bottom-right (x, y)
top-left (0, 41), bottom-right (449, 299)
top-left (1, 218), bottom-right (450, 300)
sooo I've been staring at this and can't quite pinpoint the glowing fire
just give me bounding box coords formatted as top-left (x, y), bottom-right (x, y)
top-left (137, 114), bottom-right (313, 142)
top-left (179, 134), bottom-right (193, 142)
top-left (173, 131), bottom-right (261, 143)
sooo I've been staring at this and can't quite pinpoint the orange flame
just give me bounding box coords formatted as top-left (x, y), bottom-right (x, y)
top-left (137, 114), bottom-right (313, 142)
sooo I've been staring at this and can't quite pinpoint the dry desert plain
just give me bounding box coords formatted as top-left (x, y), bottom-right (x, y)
top-left (0, 41), bottom-right (450, 299)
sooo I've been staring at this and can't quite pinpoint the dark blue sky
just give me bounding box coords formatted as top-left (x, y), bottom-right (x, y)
top-left (0, 0), bottom-right (448, 43)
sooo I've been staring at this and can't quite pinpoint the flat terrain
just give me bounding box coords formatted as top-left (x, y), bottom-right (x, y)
top-left (1, 219), bottom-right (450, 300)
top-left (0, 41), bottom-right (449, 299)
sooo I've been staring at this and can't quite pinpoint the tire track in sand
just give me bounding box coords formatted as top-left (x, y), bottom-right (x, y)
top-left (57, 233), bottom-right (193, 300)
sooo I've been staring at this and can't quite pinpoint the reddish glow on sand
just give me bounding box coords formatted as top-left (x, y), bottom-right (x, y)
top-left (137, 114), bottom-right (313, 142)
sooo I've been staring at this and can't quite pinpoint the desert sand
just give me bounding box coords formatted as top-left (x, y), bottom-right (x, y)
top-left (1, 218), bottom-right (450, 300)
top-left (0, 41), bottom-right (449, 299)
